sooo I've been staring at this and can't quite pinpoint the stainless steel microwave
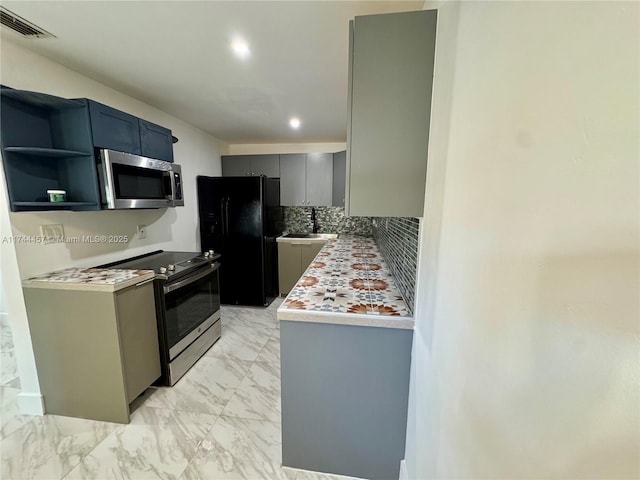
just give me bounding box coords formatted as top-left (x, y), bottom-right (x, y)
top-left (96, 149), bottom-right (184, 209)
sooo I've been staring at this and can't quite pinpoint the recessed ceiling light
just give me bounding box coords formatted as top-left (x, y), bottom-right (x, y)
top-left (289, 117), bottom-right (301, 129)
top-left (231, 38), bottom-right (250, 59)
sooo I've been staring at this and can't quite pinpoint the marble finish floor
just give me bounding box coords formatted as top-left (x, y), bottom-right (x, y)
top-left (0, 300), bottom-right (364, 480)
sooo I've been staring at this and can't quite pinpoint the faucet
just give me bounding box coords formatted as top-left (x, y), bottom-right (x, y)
top-left (311, 207), bottom-right (319, 233)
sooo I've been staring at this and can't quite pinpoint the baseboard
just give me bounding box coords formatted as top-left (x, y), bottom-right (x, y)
top-left (17, 392), bottom-right (45, 416)
top-left (399, 459), bottom-right (408, 480)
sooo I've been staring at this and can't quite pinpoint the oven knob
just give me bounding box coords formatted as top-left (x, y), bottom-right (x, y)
top-left (159, 267), bottom-right (167, 274)
top-left (208, 249), bottom-right (215, 255)
top-left (167, 264), bottom-right (175, 271)
top-left (203, 251), bottom-right (210, 257)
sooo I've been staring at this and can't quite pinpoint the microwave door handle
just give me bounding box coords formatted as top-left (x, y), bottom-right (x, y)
top-left (165, 170), bottom-right (175, 201)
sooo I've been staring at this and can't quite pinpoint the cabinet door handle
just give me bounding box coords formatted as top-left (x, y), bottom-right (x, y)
top-left (291, 242), bottom-right (312, 246)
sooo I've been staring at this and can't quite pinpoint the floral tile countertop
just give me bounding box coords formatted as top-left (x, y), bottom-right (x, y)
top-left (277, 236), bottom-right (414, 329)
top-left (22, 268), bottom-right (155, 292)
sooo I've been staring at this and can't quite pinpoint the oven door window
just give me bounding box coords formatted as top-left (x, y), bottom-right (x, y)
top-left (164, 269), bottom-right (220, 355)
top-left (112, 163), bottom-right (170, 200)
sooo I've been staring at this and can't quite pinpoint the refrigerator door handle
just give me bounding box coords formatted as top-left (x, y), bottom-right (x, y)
top-left (220, 198), bottom-right (226, 236)
top-left (224, 197), bottom-right (230, 235)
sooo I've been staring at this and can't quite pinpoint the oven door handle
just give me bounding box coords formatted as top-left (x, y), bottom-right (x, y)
top-left (163, 262), bottom-right (220, 294)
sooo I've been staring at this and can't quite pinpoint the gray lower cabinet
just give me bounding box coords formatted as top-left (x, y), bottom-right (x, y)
top-left (221, 154), bottom-right (280, 177)
top-left (332, 151), bottom-right (346, 207)
top-left (347, 10), bottom-right (437, 217)
top-left (22, 280), bottom-right (160, 424)
top-left (278, 240), bottom-right (325, 294)
top-left (280, 320), bottom-right (413, 480)
top-left (279, 153), bottom-right (333, 207)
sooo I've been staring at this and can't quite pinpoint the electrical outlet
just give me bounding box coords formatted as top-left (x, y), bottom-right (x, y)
top-left (40, 224), bottom-right (64, 244)
top-left (137, 225), bottom-right (147, 240)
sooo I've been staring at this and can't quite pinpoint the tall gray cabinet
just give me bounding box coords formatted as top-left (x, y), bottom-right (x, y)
top-left (347, 10), bottom-right (437, 217)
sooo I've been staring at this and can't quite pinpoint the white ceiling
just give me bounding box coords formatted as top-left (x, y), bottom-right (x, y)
top-left (1, 1), bottom-right (424, 144)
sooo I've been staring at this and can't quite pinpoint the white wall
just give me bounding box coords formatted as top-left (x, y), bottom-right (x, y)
top-left (0, 39), bottom-right (226, 414)
top-left (405, 1), bottom-right (639, 479)
top-left (228, 142), bottom-right (345, 155)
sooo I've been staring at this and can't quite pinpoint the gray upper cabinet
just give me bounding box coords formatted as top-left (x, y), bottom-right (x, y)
top-left (251, 154), bottom-right (279, 177)
top-left (306, 153), bottom-right (333, 206)
top-left (221, 154), bottom-right (280, 177)
top-left (222, 155), bottom-right (251, 176)
top-left (347, 10), bottom-right (437, 217)
top-left (332, 151), bottom-right (346, 207)
top-left (280, 154), bottom-right (307, 206)
top-left (280, 153), bottom-right (333, 207)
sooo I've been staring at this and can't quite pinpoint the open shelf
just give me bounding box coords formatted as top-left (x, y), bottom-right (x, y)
top-left (12, 201), bottom-right (99, 211)
top-left (4, 147), bottom-right (91, 157)
top-left (1, 88), bottom-right (100, 212)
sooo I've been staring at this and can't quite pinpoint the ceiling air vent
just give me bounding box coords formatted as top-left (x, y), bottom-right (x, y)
top-left (0, 7), bottom-right (55, 39)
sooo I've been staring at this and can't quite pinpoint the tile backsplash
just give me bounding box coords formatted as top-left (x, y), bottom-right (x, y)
top-left (371, 217), bottom-right (419, 315)
top-left (283, 207), bottom-right (372, 236)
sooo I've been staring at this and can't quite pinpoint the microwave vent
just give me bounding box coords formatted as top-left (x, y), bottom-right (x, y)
top-left (0, 7), bottom-right (55, 38)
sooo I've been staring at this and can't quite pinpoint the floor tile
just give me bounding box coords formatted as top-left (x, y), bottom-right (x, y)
top-left (4, 377), bottom-right (20, 389)
top-left (64, 406), bottom-right (216, 480)
top-left (0, 347), bottom-right (18, 386)
top-left (232, 306), bottom-right (280, 330)
top-left (222, 362), bottom-right (281, 422)
top-left (269, 324), bottom-right (281, 340)
top-left (179, 415), bottom-right (288, 480)
top-left (0, 414), bottom-right (117, 480)
top-left (0, 386), bottom-right (36, 439)
top-left (143, 355), bottom-right (251, 416)
top-left (207, 321), bottom-right (273, 363)
top-left (255, 336), bottom-right (280, 364)
top-left (1, 326), bottom-right (15, 350)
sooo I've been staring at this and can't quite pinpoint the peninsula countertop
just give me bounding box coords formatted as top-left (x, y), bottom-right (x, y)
top-left (22, 267), bottom-right (155, 292)
top-left (277, 236), bottom-right (414, 329)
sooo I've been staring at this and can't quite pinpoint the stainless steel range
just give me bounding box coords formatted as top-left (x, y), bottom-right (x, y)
top-left (100, 250), bottom-right (221, 385)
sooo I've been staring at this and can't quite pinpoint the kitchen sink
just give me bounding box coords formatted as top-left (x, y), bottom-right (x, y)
top-left (282, 233), bottom-right (338, 239)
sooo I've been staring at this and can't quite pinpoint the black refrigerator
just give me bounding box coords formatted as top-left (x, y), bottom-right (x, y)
top-left (197, 176), bottom-right (283, 306)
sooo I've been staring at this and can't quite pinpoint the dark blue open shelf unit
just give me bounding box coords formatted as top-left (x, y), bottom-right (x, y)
top-left (0, 87), bottom-right (101, 212)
